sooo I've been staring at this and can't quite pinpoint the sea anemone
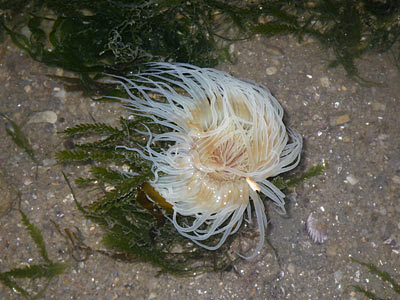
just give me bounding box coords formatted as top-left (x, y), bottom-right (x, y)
top-left (109, 63), bottom-right (302, 259)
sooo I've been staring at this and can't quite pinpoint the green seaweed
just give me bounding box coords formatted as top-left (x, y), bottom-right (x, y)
top-left (62, 170), bottom-right (237, 276)
top-left (0, 203), bottom-right (68, 299)
top-left (2, 0), bottom-right (399, 89)
top-left (251, 0), bottom-right (400, 84)
top-left (351, 257), bottom-right (400, 300)
top-left (19, 209), bottom-right (51, 264)
top-left (1, 112), bottom-right (37, 164)
top-left (0, 0), bottom-right (258, 93)
top-left (271, 164), bottom-right (325, 190)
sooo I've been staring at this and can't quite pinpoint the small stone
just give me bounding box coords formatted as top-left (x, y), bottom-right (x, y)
top-left (312, 114), bottom-right (321, 121)
top-left (371, 101), bottom-right (386, 111)
top-left (334, 270), bottom-right (343, 283)
top-left (303, 120), bottom-right (312, 126)
top-left (266, 66), bottom-right (277, 75)
top-left (148, 292), bottom-right (157, 300)
top-left (55, 68), bottom-right (64, 77)
top-left (392, 175), bottom-right (400, 185)
top-left (342, 136), bottom-right (351, 142)
top-left (320, 76), bottom-right (330, 88)
top-left (42, 158), bottom-right (56, 166)
top-left (24, 85), bottom-right (32, 93)
top-left (329, 114), bottom-right (350, 126)
top-left (271, 58), bottom-right (281, 66)
top-left (379, 207), bottom-right (387, 216)
top-left (378, 134), bottom-right (389, 140)
top-left (53, 88), bottom-right (66, 100)
top-left (326, 244), bottom-right (338, 257)
top-left (264, 46), bottom-right (284, 57)
top-left (287, 263), bottom-right (295, 274)
top-left (28, 111), bottom-right (58, 124)
top-left (346, 175), bottom-right (359, 185)
top-left (24, 178), bottom-right (33, 185)
top-left (170, 244), bottom-right (185, 254)
top-left (306, 2), bottom-right (317, 8)
top-left (229, 44), bottom-right (235, 55)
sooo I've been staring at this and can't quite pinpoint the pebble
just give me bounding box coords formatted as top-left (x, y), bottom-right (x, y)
top-left (24, 85), bottom-right (32, 93)
top-left (392, 175), bottom-right (400, 185)
top-left (53, 87), bottom-right (66, 100)
top-left (287, 263), bottom-right (296, 274)
top-left (326, 244), bottom-right (338, 257)
top-left (271, 58), bottom-right (281, 66)
top-left (379, 207), bottom-right (387, 216)
top-left (329, 114), bottom-right (350, 126)
top-left (28, 110), bottom-right (58, 124)
top-left (148, 292), bottom-right (157, 300)
top-left (312, 114), bottom-right (322, 120)
top-left (264, 46), bottom-right (284, 57)
top-left (266, 66), bottom-right (277, 75)
top-left (24, 178), bottom-right (33, 185)
top-left (371, 101), bottom-right (386, 111)
top-left (346, 175), bottom-right (359, 185)
top-left (334, 270), bottom-right (343, 283)
top-left (378, 134), bottom-right (389, 140)
top-left (229, 44), bottom-right (235, 55)
top-left (320, 76), bottom-right (330, 88)
top-left (42, 158), bottom-right (56, 166)
top-left (55, 68), bottom-right (64, 77)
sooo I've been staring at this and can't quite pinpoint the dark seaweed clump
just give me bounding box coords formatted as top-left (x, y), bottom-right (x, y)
top-left (0, 0), bottom-right (400, 89)
top-left (0, 0), bottom-right (258, 93)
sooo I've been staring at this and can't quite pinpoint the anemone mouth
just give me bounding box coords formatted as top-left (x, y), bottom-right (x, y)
top-left (189, 128), bottom-right (249, 182)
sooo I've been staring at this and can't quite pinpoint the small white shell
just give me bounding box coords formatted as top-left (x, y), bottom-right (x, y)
top-left (306, 212), bottom-right (327, 243)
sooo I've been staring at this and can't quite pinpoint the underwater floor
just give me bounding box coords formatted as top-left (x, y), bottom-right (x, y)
top-left (0, 34), bottom-right (399, 299)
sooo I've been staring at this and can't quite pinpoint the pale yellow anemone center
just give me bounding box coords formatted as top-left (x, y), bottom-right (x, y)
top-left (179, 95), bottom-right (281, 210)
top-left (190, 124), bottom-right (249, 181)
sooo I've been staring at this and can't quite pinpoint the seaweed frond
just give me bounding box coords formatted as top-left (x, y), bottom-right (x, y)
top-left (61, 122), bottom-right (120, 136)
top-left (272, 164), bottom-right (325, 190)
top-left (351, 257), bottom-right (400, 299)
top-left (1, 112), bottom-right (37, 164)
top-left (19, 208), bottom-right (51, 264)
top-left (0, 203), bottom-right (68, 299)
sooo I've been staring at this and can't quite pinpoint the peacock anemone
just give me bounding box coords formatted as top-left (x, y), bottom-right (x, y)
top-left (109, 63), bottom-right (302, 259)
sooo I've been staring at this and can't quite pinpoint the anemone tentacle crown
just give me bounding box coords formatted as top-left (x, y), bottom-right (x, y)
top-left (110, 63), bottom-right (302, 259)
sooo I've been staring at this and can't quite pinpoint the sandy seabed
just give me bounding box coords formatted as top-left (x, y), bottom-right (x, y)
top-left (0, 34), bottom-right (399, 300)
